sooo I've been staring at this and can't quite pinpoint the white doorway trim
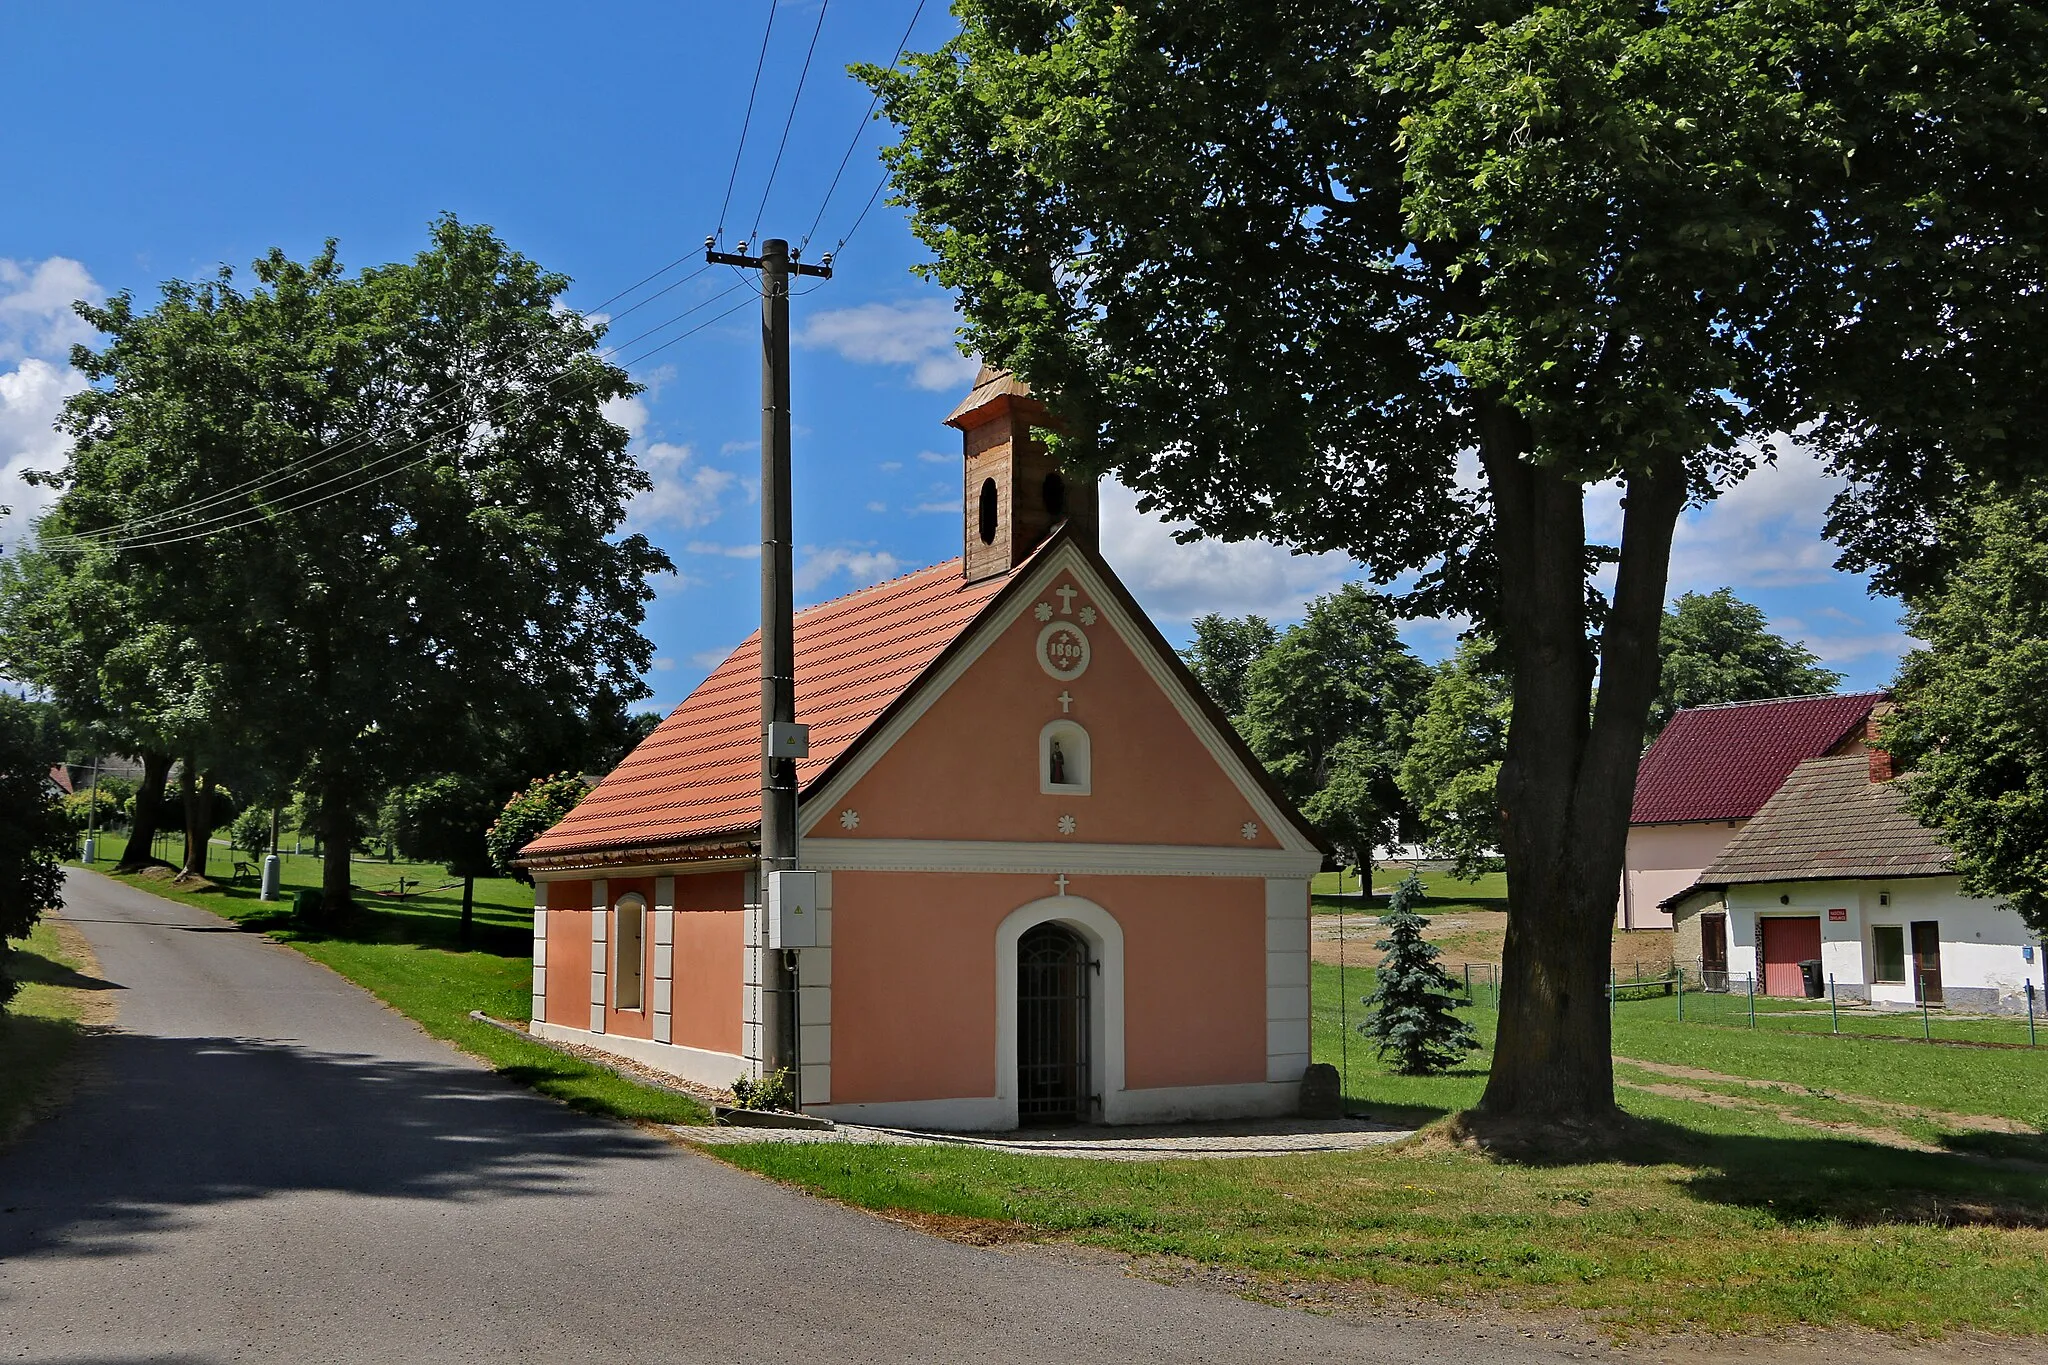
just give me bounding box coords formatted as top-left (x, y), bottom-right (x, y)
top-left (995, 895), bottom-right (1124, 1130)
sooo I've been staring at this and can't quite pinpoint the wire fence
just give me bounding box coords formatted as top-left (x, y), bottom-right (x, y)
top-left (1450, 961), bottom-right (2041, 1047)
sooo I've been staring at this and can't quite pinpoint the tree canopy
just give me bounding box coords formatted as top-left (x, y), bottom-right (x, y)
top-left (1179, 613), bottom-right (1278, 724)
top-left (1889, 489), bottom-right (2048, 937)
top-left (1397, 638), bottom-right (1510, 879)
top-left (1653, 590), bottom-right (1842, 736)
top-left (865, 0), bottom-right (2048, 1133)
top-left (1239, 585), bottom-right (1429, 871)
top-left (6, 218), bottom-right (670, 909)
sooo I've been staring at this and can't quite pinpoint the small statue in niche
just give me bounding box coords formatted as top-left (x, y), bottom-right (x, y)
top-left (1049, 739), bottom-right (1068, 786)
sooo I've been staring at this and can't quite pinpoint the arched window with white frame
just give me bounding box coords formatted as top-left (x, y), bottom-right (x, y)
top-left (1039, 719), bottom-right (1091, 796)
top-left (613, 892), bottom-right (647, 1011)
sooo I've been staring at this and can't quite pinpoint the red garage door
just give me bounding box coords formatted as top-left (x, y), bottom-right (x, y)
top-left (1760, 916), bottom-right (1822, 997)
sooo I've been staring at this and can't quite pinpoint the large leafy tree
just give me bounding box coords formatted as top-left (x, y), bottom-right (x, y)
top-left (1888, 490), bottom-right (2048, 937)
top-left (0, 696), bottom-right (73, 1010)
top-left (864, 1), bottom-right (2046, 1135)
top-left (1239, 585), bottom-right (1429, 872)
top-left (1179, 612), bottom-right (1278, 724)
top-left (1652, 589), bottom-right (1841, 736)
top-left (20, 218), bottom-right (671, 912)
top-left (1398, 638), bottom-right (1511, 879)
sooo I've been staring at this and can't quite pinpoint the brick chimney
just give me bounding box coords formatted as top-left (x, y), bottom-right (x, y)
top-left (944, 366), bottom-right (1098, 583)
top-left (1865, 701), bottom-right (1897, 783)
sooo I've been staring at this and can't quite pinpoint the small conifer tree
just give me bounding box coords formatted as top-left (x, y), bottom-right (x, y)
top-left (1360, 872), bottom-right (1477, 1075)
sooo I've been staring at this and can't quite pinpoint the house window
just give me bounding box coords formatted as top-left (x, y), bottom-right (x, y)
top-left (614, 893), bottom-right (646, 1010)
top-left (1870, 924), bottom-right (1906, 985)
top-left (1039, 719), bottom-right (1091, 795)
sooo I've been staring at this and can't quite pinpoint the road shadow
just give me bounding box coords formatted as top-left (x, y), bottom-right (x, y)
top-left (6, 939), bottom-right (125, 993)
top-left (0, 1030), bottom-right (670, 1263)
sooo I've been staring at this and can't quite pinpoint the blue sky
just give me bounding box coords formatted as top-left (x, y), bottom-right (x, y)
top-left (1, 1), bottom-right (1907, 712)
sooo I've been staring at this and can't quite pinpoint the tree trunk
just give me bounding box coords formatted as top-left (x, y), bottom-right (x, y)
top-left (1473, 413), bottom-right (1687, 1135)
top-left (181, 767), bottom-right (214, 879)
top-left (319, 774), bottom-right (356, 916)
top-left (460, 875), bottom-right (474, 944)
top-left (116, 750), bottom-right (173, 871)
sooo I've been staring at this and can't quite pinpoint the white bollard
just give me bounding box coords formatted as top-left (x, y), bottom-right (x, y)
top-left (260, 853), bottom-right (281, 902)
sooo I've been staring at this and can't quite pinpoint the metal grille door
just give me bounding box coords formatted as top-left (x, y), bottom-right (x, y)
top-left (1018, 923), bottom-right (1091, 1124)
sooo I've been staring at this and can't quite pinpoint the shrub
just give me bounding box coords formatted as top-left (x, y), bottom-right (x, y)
top-left (731, 1068), bottom-right (795, 1111)
top-left (229, 805), bottom-right (273, 855)
top-left (484, 772), bottom-right (588, 883)
top-left (63, 786), bottom-right (125, 833)
top-left (0, 699), bottom-right (73, 1010)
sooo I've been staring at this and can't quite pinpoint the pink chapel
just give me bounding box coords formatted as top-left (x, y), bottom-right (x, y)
top-left (518, 369), bottom-right (1327, 1129)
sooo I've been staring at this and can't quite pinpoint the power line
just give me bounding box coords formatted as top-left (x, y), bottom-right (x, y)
top-left (718, 0), bottom-right (781, 245)
top-left (41, 261), bottom-right (713, 549)
top-left (750, 0), bottom-right (832, 244)
top-left (801, 0), bottom-right (927, 251)
top-left (50, 294), bottom-right (761, 556)
top-left (45, 279), bottom-right (752, 553)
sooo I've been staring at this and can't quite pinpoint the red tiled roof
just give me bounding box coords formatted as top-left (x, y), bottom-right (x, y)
top-left (1630, 692), bottom-right (1886, 825)
top-left (522, 556), bottom-right (1017, 860)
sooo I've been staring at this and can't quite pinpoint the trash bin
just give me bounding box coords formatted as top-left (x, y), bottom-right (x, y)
top-left (1798, 958), bottom-right (1825, 998)
top-left (292, 887), bottom-right (323, 923)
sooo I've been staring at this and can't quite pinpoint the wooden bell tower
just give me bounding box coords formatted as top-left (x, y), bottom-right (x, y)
top-left (944, 366), bottom-right (1098, 584)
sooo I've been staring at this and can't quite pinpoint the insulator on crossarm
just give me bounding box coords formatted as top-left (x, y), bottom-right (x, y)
top-left (704, 235), bottom-right (716, 250)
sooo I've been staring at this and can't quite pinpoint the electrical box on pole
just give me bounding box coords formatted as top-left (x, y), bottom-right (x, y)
top-left (767, 870), bottom-right (819, 949)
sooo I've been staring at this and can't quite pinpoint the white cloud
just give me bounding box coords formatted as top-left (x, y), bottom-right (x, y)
top-left (796, 545), bottom-right (905, 593)
top-left (864, 500), bottom-right (887, 513)
top-left (916, 449), bottom-right (953, 464)
top-left (796, 298), bottom-right (979, 392)
top-left (600, 393), bottom-right (649, 438)
top-left (906, 501), bottom-right (956, 516)
top-left (652, 657), bottom-right (677, 672)
top-left (693, 648), bottom-right (733, 669)
top-left (686, 540), bottom-right (762, 559)
top-left (627, 441), bottom-right (736, 531)
top-left (878, 460), bottom-right (903, 473)
top-left (1098, 477), bottom-right (1357, 624)
top-left (721, 439), bottom-right (758, 456)
top-left (0, 257), bottom-right (100, 362)
top-left (0, 257), bottom-right (104, 552)
top-left (1666, 449), bottom-right (1847, 592)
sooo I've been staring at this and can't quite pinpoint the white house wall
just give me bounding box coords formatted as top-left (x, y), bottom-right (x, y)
top-left (1722, 876), bottom-right (2044, 1012)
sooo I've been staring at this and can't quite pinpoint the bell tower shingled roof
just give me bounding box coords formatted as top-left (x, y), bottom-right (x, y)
top-left (945, 366), bottom-right (1098, 583)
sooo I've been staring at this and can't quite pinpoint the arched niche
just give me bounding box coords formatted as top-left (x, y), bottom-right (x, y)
top-left (1039, 719), bottom-right (1091, 795)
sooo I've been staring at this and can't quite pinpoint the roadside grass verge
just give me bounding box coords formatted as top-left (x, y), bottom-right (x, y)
top-left (70, 836), bottom-right (709, 1127)
top-left (1, 917), bottom-right (117, 1144)
top-left (708, 960), bottom-right (2048, 1339)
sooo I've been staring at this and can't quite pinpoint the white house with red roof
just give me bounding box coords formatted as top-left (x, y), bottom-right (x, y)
top-left (518, 370), bottom-right (1326, 1129)
top-left (1663, 752), bottom-right (2044, 1011)
top-left (1617, 692), bottom-right (1887, 931)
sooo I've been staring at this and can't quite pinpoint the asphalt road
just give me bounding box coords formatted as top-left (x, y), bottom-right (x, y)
top-left (1, 869), bottom-right (1598, 1365)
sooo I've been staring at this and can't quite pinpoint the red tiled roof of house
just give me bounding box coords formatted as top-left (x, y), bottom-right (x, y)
top-left (1630, 692), bottom-right (1887, 825)
top-left (522, 556), bottom-right (1019, 860)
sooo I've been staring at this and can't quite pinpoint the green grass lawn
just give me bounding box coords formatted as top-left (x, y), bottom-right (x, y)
top-left (1312, 865), bottom-right (1508, 910)
top-left (1, 917), bottom-right (112, 1144)
top-left (710, 960), bottom-right (2048, 1339)
top-left (72, 831), bottom-right (710, 1126)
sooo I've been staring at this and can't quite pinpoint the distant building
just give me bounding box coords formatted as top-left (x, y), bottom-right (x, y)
top-left (1664, 752), bottom-right (2044, 1011)
top-left (517, 370), bottom-right (1325, 1130)
top-left (1618, 693), bottom-right (1887, 930)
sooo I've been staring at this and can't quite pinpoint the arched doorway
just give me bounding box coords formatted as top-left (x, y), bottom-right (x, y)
top-left (1017, 922), bottom-right (1092, 1124)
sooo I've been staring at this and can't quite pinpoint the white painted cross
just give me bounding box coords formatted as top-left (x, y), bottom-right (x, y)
top-left (1054, 873), bottom-right (1070, 895)
top-left (1054, 584), bottom-right (1078, 614)
top-left (1058, 690), bottom-right (1073, 713)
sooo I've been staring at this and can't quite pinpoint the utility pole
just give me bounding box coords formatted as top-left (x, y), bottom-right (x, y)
top-left (706, 235), bottom-right (831, 1081)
